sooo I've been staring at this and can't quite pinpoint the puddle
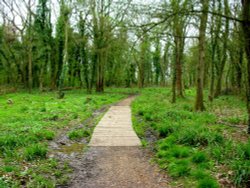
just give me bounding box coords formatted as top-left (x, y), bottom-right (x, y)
top-left (57, 143), bottom-right (85, 154)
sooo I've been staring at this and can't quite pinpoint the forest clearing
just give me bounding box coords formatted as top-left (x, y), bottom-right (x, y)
top-left (0, 0), bottom-right (250, 188)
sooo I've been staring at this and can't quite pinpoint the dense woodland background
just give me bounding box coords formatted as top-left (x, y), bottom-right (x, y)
top-left (0, 0), bottom-right (250, 132)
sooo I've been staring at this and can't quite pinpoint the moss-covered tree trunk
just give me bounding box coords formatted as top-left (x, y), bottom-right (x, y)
top-left (195, 0), bottom-right (209, 111)
top-left (214, 0), bottom-right (230, 98)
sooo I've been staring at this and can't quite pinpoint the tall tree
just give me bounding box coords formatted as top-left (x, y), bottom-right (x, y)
top-left (57, 0), bottom-right (71, 98)
top-left (195, 0), bottom-right (209, 111)
top-left (171, 0), bottom-right (189, 98)
top-left (34, 0), bottom-right (52, 91)
top-left (241, 0), bottom-right (250, 133)
top-left (208, 0), bottom-right (222, 101)
top-left (214, 0), bottom-right (230, 97)
top-left (79, 11), bottom-right (91, 93)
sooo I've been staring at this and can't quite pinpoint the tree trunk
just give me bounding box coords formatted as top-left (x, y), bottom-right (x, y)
top-left (172, 63), bottom-right (177, 103)
top-left (175, 37), bottom-right (184, 97)
top-left (58, 9), bottom-right (69, 98)
top-left (195, 0), bottom-right (209, 111)
top-left (236, 48), bottom-right (243, 91)
top-left (241, 0), bottom-right (250, 133)
top-left (28, 46), bottom-right (32, 92)
top-left (214, 0), bottom-right (230, 98)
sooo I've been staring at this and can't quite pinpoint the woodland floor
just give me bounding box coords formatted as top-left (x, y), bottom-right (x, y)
top-left (0, 88), bottom-right (249, 188)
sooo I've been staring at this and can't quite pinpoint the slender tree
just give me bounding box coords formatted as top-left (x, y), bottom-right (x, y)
top-left (195, 0), bottom-right (209, 111)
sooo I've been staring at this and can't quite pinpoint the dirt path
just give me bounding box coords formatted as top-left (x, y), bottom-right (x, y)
top-left (67, 147), bottom-right (169, 188)
top-left (56, 96), bottom-right (170, 188)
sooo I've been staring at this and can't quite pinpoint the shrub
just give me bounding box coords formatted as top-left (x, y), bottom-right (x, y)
top-left (24, 144), bottom-right (47, 161)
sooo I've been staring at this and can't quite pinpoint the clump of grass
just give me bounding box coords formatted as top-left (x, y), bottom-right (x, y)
top-left (177, 125), bottom-right (224, 147)
top-left (0, 178), bottom-right (9, 188)
top-left (144, 113), bottom-right (153, 121)
top-left (191, 169), bottom-right (209, 180)
top-left (48, 114), bottom-right (59, 121)
top-left (71, 113), bottom-right (78, 119)
top-left (192, 152), bottom-right (208, 164)
top-left (24, 144), bottom-right (47, 161)
top-left (157, 123), bottom-right (175, 138)
top-left (137, 110), bottom-right (144, 116)
top-left (27, 175), bottom-right (54, 188)
top-left (232, 160), bottom-right (250, 186)
top-left (40, 107), bottom-right (46, 112)
top-left (227, 116), bottom-right (241, 125)
top-left (157, 136), bottom-right (176, 150)
top-left (20, 106), bottom-right (29, 112)
top-left (68, 129), bottom-right (90, 140)
top-left (0, 135), bottom-right (24, 151)
top-left (240, 140), bottom-right (250, 160)
top-left (2, 165), bottom-right (18, 173)
top-left (32, 129), bottom-right (55, 141)
top-left (197, 177), bottom-right (219, 188)
top-left (168, 159), bottom-right (191, 177)
top-left (168, 145), bottom-right (191, 158)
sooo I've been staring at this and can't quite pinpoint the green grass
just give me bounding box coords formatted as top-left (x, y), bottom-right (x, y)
top-left (0, 89), bottom-right (127, 187)
top-left (197, 177), bottom-right (219, 188)
top-left (68, 129), bottom-right (91, 140)
top-left (132, 87), bottom-right (249, 187)
top-left (24, 144), bottom-right (47, 161)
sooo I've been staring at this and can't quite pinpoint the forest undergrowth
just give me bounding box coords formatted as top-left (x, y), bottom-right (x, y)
top-left (132, 88), bottom-right (250, 188)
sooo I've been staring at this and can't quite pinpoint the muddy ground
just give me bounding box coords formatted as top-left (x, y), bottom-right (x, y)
top-left (59, 147), bottom-right (169, 188)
